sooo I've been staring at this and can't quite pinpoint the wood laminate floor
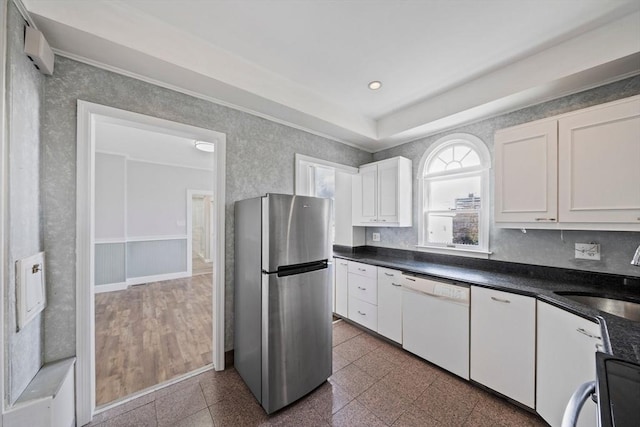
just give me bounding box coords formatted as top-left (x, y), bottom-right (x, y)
top-left (95, 274), bottom-right (213, 406)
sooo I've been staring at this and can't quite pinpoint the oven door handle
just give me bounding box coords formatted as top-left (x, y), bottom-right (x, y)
top-left (561, 380), bottom-right (596, 427)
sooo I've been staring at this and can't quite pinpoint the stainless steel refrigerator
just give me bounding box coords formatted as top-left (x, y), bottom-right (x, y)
top-left (234, 193), bottom-right (332, 414)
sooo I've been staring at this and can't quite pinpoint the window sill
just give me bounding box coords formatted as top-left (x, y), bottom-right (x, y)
top-left (414, 245), bottom-right (492, 259)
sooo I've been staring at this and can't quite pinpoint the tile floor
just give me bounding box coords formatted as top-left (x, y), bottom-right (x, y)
top-left (86, 320), bottom-right (547, 426)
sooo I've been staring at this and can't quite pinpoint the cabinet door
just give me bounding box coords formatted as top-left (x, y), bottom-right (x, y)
top-left (353, 164), bottom-right (378, 225)
top-left (537, 301), bottom-right (601, 427)
top-left (334, 259), bottom-right (349, 317)
top-left (377, 267), bottom-right (402, 343)
top-left (377, 160), bottom-right (399, 224)
top-left (494, 120), bottom-right (558, 224)
top-left (558, 97), bottom-right (640, 225)
top-left (470, 287), bottom-right (535, 408)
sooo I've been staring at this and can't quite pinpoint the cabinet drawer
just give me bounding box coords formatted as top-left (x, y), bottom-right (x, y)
top-left (348, 261), bottom-right (377, 279)
top-left (378, 267), bottom-right (402, 287)
top-left (348, 273), bottom-right (377, 305)
top-left (348, 296), bottom-right (378, 331)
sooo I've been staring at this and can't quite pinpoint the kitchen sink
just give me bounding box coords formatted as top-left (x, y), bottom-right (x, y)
top-left (555, 292), bottom-right (640, 322)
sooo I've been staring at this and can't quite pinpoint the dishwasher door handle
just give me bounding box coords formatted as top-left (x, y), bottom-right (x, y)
top-left (561, 381), bottom-right (596, 427)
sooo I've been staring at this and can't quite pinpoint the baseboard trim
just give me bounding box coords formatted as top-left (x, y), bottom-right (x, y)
top-left (94, 282), bottom-right (128, 293)
top-left (126, 271), bottom-right (190, 286)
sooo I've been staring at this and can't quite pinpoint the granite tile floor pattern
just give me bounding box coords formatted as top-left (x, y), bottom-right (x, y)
top-left (87, 320), bottom-right (547, 426)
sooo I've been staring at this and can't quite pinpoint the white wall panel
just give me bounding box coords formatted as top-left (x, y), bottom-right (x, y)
top-left (95, 152), bottom-right (126, 239)
top-left (126, 160), bottom-right (213, 237)
top-left (126, 239), bottom-right (187, 278)
top-left (95, 243), bottom-right (126, 286)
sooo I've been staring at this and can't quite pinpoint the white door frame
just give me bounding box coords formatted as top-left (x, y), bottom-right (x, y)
top-left (186, 189), bottom-right (214, 275)
top-left (76, 100), bottom-right (226, 426)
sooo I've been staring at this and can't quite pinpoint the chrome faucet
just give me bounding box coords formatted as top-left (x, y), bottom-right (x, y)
top-left (632, 244), bottom-right (640, 266)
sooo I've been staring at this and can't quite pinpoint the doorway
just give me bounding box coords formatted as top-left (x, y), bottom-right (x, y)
top-left (188, 190), bottom-right (214, 277)
top-left (76, 101), bottom-right (226, 425)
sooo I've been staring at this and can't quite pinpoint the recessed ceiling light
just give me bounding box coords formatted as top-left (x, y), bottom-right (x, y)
top-left (194, 141), bottom-right (215, 152)
top-left (368, 81), bottom-right (382, 90)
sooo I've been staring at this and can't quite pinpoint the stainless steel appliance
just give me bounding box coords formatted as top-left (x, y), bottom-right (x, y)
top-left (563, 352), bottom-right (640, 427)
top-left (234, 194), bottom-right (332, 414)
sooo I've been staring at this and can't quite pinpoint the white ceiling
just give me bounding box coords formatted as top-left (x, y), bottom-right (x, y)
top-left (95, 121), bottom-right (214, 171)
top-left (23, 0), bottom-right (640, 152)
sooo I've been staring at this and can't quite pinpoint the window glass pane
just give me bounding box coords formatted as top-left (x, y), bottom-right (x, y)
top-left (314, 166), bottom-right (335, 199)
top-left (426, 212), bottom-right (479, 246)
top-left (460, 150), bottom-right (480, 168)
top-left (313, 166), bottom-right (335, 241)
top-left (428, 175), bottom-right (481, 211)
top-left (427, 144), bottom-right (481, 174)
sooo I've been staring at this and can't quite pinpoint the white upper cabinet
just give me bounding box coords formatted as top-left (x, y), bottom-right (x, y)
top-left (558, 97), bottom-right (640, 224)
top-left (495, 119), bottom-right (558, 224)
top-left (352, 156), bottom-right (412, 227)
top-left (494, 95), bottom-right (640, 231)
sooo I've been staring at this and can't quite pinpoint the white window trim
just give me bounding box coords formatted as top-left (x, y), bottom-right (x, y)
top-left (294, 153), bottom-right (358, 196)
top-left (417, 133), bottom-right (491, 258)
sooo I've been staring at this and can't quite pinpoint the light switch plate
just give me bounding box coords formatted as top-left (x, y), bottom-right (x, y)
top-left (372, 232), bottom-right (380, 242)
top-left (575, 243), bottom-right (601, 260)
top-left (16, 251), bottom-right (46, 330)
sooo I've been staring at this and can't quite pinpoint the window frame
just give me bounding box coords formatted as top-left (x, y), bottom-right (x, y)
top-left (294, 154), bottom-right (357, 197)
top-left (417, 133), bottom-right (492, 258)
top-left (294, 154), bottom-right (358, 244)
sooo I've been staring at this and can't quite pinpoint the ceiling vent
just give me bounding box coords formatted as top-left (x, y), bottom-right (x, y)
top-left (24, 26), bottom-right (54, 75)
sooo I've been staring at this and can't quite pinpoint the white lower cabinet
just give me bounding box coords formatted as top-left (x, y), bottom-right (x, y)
top-left (377, 267), bottom-right (402, 343)
top-left (348, 296), bottom-right (377, 331)
top-left (334, 258), bottom-right (349, 317)
top-left (470, 287), bottom-right (536, 408)
top-left (347, 261), bottom-right (378, 331)
top-left (537, 301), bottom-right (602, 427)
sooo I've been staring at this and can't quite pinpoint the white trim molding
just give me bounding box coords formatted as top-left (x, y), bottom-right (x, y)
top-left (417, 133), bottom-right (492, 256)
top-left (294, 153), bottom-right (358, 196)
top-left (94, 282), bottom-right (128, 294)
top-left (126, 272), bottom-right (191, 287)
top-left (75, 100), bottom-right (227, 426)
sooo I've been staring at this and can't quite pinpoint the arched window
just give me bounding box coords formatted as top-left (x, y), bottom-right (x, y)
top-left (418, 133), bottom-right (491, 257)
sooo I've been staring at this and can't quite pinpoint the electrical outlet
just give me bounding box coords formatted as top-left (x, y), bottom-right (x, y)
top-left (372, 232), bottom-right (380, 242)
top-left (575, 243), bottom-right (601, 260)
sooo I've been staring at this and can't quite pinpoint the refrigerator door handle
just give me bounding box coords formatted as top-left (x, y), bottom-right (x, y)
top-left (276, 260), bottom-right (328, 277)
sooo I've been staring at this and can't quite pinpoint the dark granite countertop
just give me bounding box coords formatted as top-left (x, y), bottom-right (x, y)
top-left (333, 246), bottom-right (640, 364)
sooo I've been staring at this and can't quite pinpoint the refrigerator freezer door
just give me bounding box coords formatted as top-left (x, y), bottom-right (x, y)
top-left (264, 194), bottom-right (331, 272)
top-left (261, 267), bottom-right (332, 413)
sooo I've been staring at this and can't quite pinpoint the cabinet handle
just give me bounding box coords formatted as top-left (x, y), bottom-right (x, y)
top-left (380, 219), bottom-right (386, 222)
top-left (357, 310), bottom-right (366, 316)
top-left (357, 286), bottom-right (367, 290)
top-left (576, 328), bottom-right (601, 340)
top-left (535, 218), bottom-right (556, 221)
top-left (340, 263), bottom-right (348, 266)
top-left (358, 268), bottom-right (367, 272)
top-left (384, 272), bottom-right (394, 277)
top-left (405, 277), bottom-right (416, 282)
top-left (391, 283), bottom-right (401, 287)
top-left (491, 296), bottom-right (510, 303)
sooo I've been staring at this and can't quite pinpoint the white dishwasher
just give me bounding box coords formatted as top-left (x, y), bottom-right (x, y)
top-left (402, 273), bottom-right (470, 380)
